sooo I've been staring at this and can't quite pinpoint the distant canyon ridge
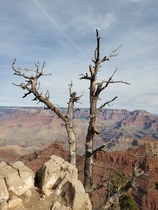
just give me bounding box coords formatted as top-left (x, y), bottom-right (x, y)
top-left (0, 106), bottom-right (158, 155)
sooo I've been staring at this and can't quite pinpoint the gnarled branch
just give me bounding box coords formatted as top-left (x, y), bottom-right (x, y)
top-left (94, 156), bottom-right (144, 210)
top-left (97, 96), bottom-right (118, 111)
top-left (92, 138), bottom-right (115, 155)
top-left (12, 59), bottom-right (66, 121)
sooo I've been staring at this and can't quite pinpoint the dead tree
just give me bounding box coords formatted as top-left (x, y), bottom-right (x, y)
top-left (12, 60), bottom-right (82, 166)
top-left (80, 29), bottom-right (130, 192)
top-left (94, 156), bottom-right (144, 210)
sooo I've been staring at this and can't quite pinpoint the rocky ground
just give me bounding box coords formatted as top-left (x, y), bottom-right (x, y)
top-left (15, 188), bottom-right (60, 210)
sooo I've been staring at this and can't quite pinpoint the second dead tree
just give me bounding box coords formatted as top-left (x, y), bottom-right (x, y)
top-left (80, 29), bottom-right (130, 192)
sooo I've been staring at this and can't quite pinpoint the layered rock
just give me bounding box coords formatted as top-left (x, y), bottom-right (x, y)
top-left (0, 107), bottom-right (158, 155)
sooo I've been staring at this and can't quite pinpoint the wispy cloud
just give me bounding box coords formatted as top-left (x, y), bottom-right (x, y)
top-left (63, 13), bottom-right (116, 34)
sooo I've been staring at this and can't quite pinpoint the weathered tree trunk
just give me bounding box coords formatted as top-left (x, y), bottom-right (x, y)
top-left (40, 94), bottom-right (77, 166)
top-left (84, 70), bottom-right (98, 191)
top-left (65, 92), bottom-right (77, 166)
top-left (83, 31), bottom-right (102, 192)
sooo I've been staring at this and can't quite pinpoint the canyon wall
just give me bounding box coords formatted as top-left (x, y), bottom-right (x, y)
top-left (0, 107), bottom-right (157, 155)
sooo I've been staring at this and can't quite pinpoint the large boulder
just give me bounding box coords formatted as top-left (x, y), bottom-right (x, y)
top-left (36, 155), bottom-right (92, 210)
top-left (0, 161), bottom-right (34, 197)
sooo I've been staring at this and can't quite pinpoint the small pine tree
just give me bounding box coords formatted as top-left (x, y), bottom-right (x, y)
top-left (111, 171), bottom-right (139, 210)
top-left (111, 171), bottom-right (129, 194)
top-left (119, 194), bottom-right (139, 210)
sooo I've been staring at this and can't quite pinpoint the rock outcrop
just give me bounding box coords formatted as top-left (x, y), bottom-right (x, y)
top-left (36, 155), bottom-right (92, 210)
top-left (0, 161), bottom-right (34, 209)
top-left (0, 161), bottom-right (34, 198)
top-left (0, 156), bottom-right (92, 210)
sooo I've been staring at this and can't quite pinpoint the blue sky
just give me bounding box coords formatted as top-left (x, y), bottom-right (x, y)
top-left (0, 0), bottom-right (158, 114)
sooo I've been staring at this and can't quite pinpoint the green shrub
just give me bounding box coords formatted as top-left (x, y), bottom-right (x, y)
top-left (120, 194), bottom-right (139, 210)
top-left (155, 182), bottom-right (158, 191)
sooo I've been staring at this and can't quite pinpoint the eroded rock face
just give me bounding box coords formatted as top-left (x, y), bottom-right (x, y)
top-left (36, 155), bottom-right (92, 210)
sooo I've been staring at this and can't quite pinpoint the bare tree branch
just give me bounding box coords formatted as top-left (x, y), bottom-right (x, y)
top-left (79, 70), bottom-right (91, 80)
top-left (95, 69), bottom-right (130, 97)
top-left (89, 175), bottom-right (108, 193)
top-left (92, 138), bottom-right (115, 155)
top-left (95, 29), bottom-right (100, 63)
top-left (12, 59), bottom-right (51, 79)
top-left (97, 69), bottom-right (117, 95)
top-left (100, 44), bottom-right (123, 63)
top-left (97, 96), bottom-right (118, 111)
top-left (105, 162), bottom-right (115, 202)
